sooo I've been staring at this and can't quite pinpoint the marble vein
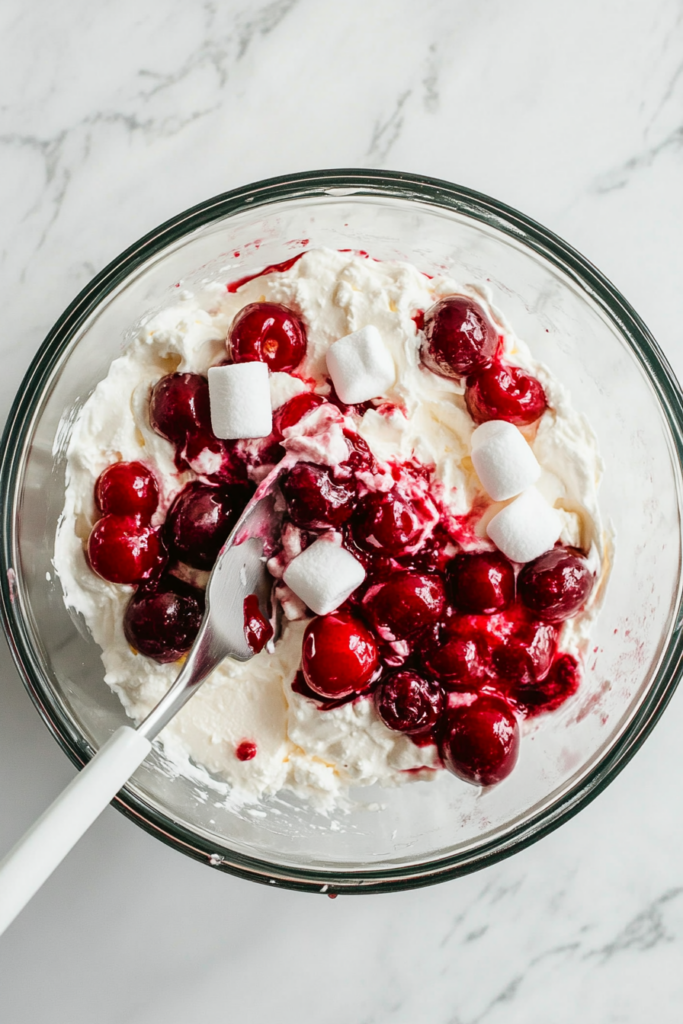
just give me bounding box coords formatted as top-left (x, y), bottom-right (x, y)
top-left (235, 0), bottom-right (301, 59)
top-left (589, 887), bottom-right (683, 962)
top-left (423, 42), bottom-right (440, 113)
top-left (367, 89), bottom-right (413, 162)
top-left (592, 125), bottom-right (683, 195)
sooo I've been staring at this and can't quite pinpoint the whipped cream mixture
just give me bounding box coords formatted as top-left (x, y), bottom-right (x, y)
top-left (54, 249), bottom-right (608, 810)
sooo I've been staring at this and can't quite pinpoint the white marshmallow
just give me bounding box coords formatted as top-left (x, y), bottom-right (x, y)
top-left (208, 363), bottom-right (272, 439)
top-left (326, 325), bottom-right (395, 405)
top-left (269, 371), bottom-right (307, 410)
top-left (486, 487), bottom-right (562, 563)
top-left (471, 420), bottom-right (541, 501)
top-left (283, 538), bottom-right (366, 615)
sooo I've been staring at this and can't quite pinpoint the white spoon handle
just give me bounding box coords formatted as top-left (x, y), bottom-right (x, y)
top-left (0, 726), bottom-right (151, 936)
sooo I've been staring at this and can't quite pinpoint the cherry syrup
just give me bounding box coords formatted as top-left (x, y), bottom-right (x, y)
top-left (243, 594), bottom-right (274, 654)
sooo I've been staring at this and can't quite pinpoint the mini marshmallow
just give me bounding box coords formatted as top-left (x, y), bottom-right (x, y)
top-left (283, 538), bottom-right (366, 615)
top-left (471, 420), bottom-right (541, 501)
top-left (208, 362), bottom-right (272, 439)
top-left (326, 325), bottom-right (395, 405)
top-left (486, 487), bottom-right (562, 563)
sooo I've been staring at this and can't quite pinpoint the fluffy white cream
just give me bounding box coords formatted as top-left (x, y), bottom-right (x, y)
top-left (54, 249), bottom-right (608, 810)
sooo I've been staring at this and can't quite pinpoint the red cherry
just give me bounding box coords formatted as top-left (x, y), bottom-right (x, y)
top-left (508, 653), bottom-right (580, 718)
top-left (244, 394), bottom-right (326, 473)
top-left (374, 670), bottom-right (444, 734)
top-left (95, 461), bottom-right (159, 521)
top-left (243, 594), bottom-right (273, 654)
top-left (421, 296), bottom-right (497, 380)
top-left (235, 741), bottom-right (257, 761)
top-left (518, 547), bottom-right (594, 622)
top-left (182, 428), bottom-right (222, 464)
top-left (351, 490), bottom-right (424, 556)
top-left (421, 615), bottom-right (498, 690)
top-left (361, 571), bottom-right (446, 641)
top-left (440, 694), bottom-right (520, 786)
top-left (229, 302), bottom-right (307, 372)
top-left (165, 481), bottom-right (253, 571)
top-left (291, 669), bottom-right (355, 710)
top-left (149, 373), bottom-right (249, 481)
top-left (493, 617), bottom-right (558, 686)
top-left (465, 361), bottom-right (547, 426)
top-left (88, 515), bottom-right (166, 585)
top-left (123, 576), bottom-right (204, 663)
top-left (281, 463), bottom-right (357, 530)
top-left (273, 392), bottom-right (325, 435)
top-left (302, 612), bottom-right (379, 699)
top-left (448, 551), bottom-right (515, 614)
top-left (149, 373), bottom-right (211, 444)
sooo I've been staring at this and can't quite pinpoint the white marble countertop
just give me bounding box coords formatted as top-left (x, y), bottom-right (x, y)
top-left (2, 1), bottom-right (683, 1020)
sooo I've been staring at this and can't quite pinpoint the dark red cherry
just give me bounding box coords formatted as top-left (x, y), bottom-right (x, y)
top-left (229, 302), bottom-right (307, 372)
top-left (88, 515), bottom-right (166, 585)
top-left (448, 551), bottom-right (515, 614)
top-left (281, 463), bottom-right (356, 530)
top-left (509, 653), bottom-right (580, 718)
top-left (273, 392), bottom-right (325, 435)
top-left (440, 694), bottom-right (520, 786)
top-left (421, 615), bottom-right (498, 690)
top-left (149, 373), bottom-right (211, 443)
top-left (95, 461), bottom-right (159, 521)
top-left (518, 547), bottom-right (594, 622)
top-left (302, 612), bottom-right (379, 699)
top-left (243, 594), bottom-right (273, 654)
top-left (235, 741), bottom-right (257, 761)
top-left (361, 571), bottom-right (446, 641)
top-left (493, 617), bottom-right (558, 686)
top-left (374, 670), bottom-right (444, 734)
top-left (291, 669), bottom-right (356, 710)
top-left (351, 490), bottom-right (424, 556)
top-left (465, 361), bottom-right (547, 426)
top-left (123, 577), bottom-right (204, 663)
top-left (422, 296), bottom-right (497, 380)
top-left (337, 429), bottom-right (376, 478)
top-left (165, 481), bottom-right (252, 570)
top-left (182, 430), bottom-right (250, 485)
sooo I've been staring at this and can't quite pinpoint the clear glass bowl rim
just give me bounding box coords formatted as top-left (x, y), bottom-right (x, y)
top-left (2, 168), bottom-right (683, 895)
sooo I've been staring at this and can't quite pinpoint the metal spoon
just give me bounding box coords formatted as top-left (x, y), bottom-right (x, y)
top-left (0, 460), bottom-right (288, 936)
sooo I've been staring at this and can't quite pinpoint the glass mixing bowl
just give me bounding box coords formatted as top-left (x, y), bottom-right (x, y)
top-left (2, 170), bottom-right (683, 895)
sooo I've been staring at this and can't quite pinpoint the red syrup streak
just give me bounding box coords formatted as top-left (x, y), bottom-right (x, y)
top-left (243, 594), bottom-right (274, 654)
top-left (338, 248), bottom-right (371, 258)
top-left (235, 741), bottom-right (257, 761)
top-left (411, 310), bottom-right (425, 332)
top-left (226, 248), bottom-right (373, 294)
top-left (226, 253), bottom-right (307, 293)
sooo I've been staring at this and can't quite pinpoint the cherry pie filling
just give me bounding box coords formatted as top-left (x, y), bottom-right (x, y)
top-left (85, 290), bottom-right (595, 788)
